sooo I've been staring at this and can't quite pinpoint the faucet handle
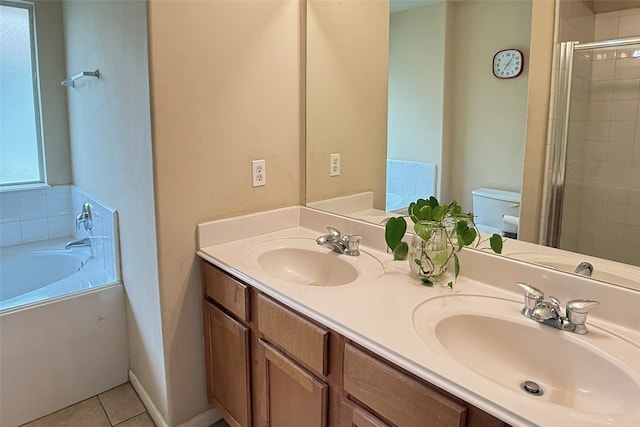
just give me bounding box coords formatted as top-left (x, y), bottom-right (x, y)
top-left (566, 299), bottom-right (599, 334)
top-left (343, 235), bottom-right (363, 256)
top-left (516, 282), bottom-right (544, 316)
top-left (326, 226), bottom-right (341, 238)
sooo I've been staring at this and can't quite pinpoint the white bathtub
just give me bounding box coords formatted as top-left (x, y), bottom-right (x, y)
top-left (0, 238), bottom-right (111, 311)
top-left (0, 238), bottom-right (128, 427)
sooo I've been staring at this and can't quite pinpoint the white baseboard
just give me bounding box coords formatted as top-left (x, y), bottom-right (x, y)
top-left (177, 408), bottom-right (221, 427)
top-left (128, 370), bottom-right (221, 427)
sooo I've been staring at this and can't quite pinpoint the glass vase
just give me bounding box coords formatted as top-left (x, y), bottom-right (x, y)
top-left (408, 221), bottom-right (452, 281)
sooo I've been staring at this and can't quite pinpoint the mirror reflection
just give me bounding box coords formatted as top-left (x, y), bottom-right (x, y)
top-left (305, 0), bottom-right (640, 290)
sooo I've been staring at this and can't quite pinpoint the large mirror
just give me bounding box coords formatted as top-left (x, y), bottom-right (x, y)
top-left (305, 0), bottom-right (640, 290)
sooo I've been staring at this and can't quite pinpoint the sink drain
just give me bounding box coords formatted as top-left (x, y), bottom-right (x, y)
top-left (521, 380), bottom-right (543, 396)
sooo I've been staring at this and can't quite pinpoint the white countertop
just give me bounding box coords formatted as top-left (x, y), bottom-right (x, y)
top-left (197, 206), bottom-right (640, 427)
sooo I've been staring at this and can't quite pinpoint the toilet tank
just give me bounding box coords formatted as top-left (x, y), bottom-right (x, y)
top-left (471, 188), bottom-right (521, 235)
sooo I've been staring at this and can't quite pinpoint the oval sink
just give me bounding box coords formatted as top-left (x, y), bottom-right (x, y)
top-left (413, 295), bottom-right (640, 417)
top-left (241, 237), bottom-right (384, 287)
top-left (256, 247), bottom-right (358, 286)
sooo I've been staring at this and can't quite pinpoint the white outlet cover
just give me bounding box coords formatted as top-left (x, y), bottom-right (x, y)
top-left (330, 153), bottom-right (340, 177)
top-left (252, 159), bottom-right (266, 187)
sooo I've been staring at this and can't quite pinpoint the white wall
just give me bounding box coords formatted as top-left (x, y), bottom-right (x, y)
top-left (62, 0), bottom-right (167, 420)
top-left (34, 0), bottom-right (72, 185)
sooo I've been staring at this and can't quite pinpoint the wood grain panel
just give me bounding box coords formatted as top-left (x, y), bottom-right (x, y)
top-left (261, 339), bottom-right (328, 427)
top-left (344, 343), bottom-right (467, 427)
top-left (204, 301), bottom-right (251, 427)
top-left (342, 399), bottom-right (391, 427)
top-left (202, 260), bottom-right (249, 321)
top-left (257, 293), bottom-right (328, 377)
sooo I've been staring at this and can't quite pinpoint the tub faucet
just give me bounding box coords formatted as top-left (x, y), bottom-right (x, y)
top-left (316, 227), bottom-right (363, 256)
top-left (76, 202), bottom-right (93, 232)
top-left (65, 237), bottom-right (91, 249)
top-left (574, 261), bottom-right (593, 277)
top-left (516, 282), bottom-right (599, 334)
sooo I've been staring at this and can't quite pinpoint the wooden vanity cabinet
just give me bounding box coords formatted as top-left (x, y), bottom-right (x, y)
top-left (256, 293), bottom-right (330, 427)
top-left (201, 260), bottom-right (510, 427)
top-left (202, 261), bottom-right (252, 427)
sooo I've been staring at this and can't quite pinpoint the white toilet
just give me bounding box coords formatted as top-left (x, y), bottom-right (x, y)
top-left (471, 188), bottom-right (521, 237)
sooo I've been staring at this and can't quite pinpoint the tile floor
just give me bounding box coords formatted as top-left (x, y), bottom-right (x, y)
top-left (20, 383), bottom-right (154, 427)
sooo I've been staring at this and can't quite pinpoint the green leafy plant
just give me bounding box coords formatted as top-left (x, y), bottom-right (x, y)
top-left (385, 196), bottom-right (503, 287)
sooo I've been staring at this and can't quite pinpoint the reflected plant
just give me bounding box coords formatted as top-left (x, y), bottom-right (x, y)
top-left (385, 197), bottom-right (503, 287)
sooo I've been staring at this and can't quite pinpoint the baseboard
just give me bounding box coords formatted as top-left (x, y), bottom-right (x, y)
top-left (128, 370), bottom-right (221, 427)
top-left (129, 370), bottom-right (169, 427)
top-left (177, 408), bottom-right (221, 427)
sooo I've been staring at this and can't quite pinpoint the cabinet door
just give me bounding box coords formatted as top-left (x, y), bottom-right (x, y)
top-left (203, 301), bottom-right (251, 427)
top-left (260, 339), bottom-right (328, 427)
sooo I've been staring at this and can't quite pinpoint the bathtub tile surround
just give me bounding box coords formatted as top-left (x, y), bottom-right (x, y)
top-left (0, 186), bottom-right (74, 246)
top-left (0, 185), bottom-right (120, 282)
top-left (72, 186), bottom-right (120, 282)
top-left (386, 159), bottom-right (436, 211)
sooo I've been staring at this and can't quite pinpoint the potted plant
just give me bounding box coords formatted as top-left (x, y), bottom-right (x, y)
top-left (385, 196), bottom-right (503, 287)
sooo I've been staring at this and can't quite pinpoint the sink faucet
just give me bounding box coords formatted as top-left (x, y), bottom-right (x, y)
top-left (315, 227), bottom-right (363, 256)
top-left (574, 261), bottom-right (593, 277)
top-left (516, 282), bottom-right (599, 334)
top-left (65, 237), bottom-right (91, 249)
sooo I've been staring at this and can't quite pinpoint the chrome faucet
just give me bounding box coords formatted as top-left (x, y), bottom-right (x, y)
top-left (315, 227), bottom-right (363, 256)
top-left (516, 282), bottom-right (599, 335)
top-left (76, 202), bottom-right (93, 232)
top-left (65, 237), bottom-right (91, 249)
top-left (574, 261), bottom-right (593, 277)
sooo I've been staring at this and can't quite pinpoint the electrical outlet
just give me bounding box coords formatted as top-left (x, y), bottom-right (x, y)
top-left (252, 159), bottom-right (266, 187)
top-left (330, 153), bottom-right (340, 177)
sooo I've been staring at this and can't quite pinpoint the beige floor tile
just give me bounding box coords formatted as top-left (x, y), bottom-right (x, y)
top-left (98, 383), bottom-right (146, 425)
top-left (20, 397), bottom-right (111, 427)
top-left (114, 412), bottom-right (155, 427)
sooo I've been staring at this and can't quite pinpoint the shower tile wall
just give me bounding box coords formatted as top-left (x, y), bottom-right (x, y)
top-left (560, 8), bottom-right (640, 266)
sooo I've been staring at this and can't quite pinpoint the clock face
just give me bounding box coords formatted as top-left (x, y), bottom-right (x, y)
top-left (493, 49), bottom-right (524, 79)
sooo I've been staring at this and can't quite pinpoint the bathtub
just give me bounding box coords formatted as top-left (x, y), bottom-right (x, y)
top-left (0, 239), bottom-right (112, 311)
top-left (0, 237), bottom-right (128, 427)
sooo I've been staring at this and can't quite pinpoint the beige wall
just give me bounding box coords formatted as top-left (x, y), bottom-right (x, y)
top-left (387, 2), bottom-right (446, 197)
top-left (520, 0), bottom-right (556, 243)
top-left (444, 0), bottom-right (532, 210)
top-left (62, 0), bottom-right (167, 420)
top-left (305, 0), bottom-right (388, 209)
top-left (147, 0), bottom-right (303, 424)
top-left (34, 0), bottom-right (71, 185)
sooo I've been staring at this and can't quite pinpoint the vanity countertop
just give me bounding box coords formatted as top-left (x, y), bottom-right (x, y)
top-left (197, 206), bottom-right (640, 427)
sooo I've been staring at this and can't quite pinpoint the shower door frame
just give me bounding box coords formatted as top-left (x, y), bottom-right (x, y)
top-left (544, 36), bottom-right (640, 248)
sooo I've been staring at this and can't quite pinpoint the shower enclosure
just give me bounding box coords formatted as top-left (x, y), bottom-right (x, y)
top-left (544, 36), bottom-right (640, 267)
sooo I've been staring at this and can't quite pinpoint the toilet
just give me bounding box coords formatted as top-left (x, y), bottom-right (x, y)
top-left (471, 188), bottom-right (521, 238)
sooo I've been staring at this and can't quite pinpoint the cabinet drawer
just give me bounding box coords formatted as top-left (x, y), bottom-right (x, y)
top-left (201, 260), bottom-right (249, 322)
top-left (342, 399), bottom-right (391, 427)
top-left (344, 343), bottom-right (467, 427)
top-left (257, 293), bottom-right (328, 377)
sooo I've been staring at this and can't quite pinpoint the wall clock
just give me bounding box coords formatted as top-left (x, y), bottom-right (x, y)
top-left (492, 49), bottom-right (524, 79)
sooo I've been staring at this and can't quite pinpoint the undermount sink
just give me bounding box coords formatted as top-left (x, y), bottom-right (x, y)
top-left (242, 237), bottom-right (381, 287)
top-left (412, 295), bottom-right (640, 417)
